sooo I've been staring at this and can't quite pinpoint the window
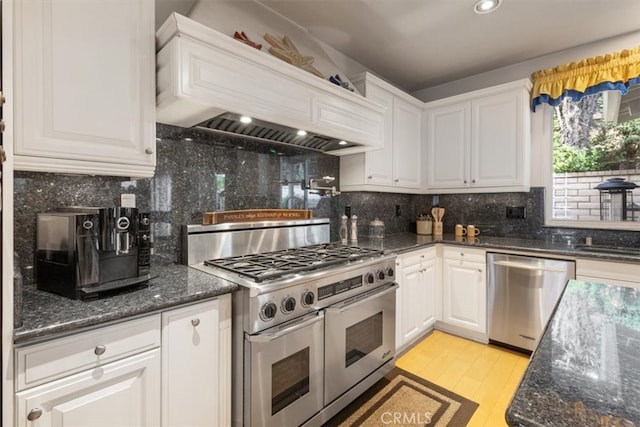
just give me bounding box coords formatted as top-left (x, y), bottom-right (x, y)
top-left (545, 85), bottom-right (640, 229)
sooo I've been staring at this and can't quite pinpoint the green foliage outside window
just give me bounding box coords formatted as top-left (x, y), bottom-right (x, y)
top-left (553, 93), bottom-right (640, 173)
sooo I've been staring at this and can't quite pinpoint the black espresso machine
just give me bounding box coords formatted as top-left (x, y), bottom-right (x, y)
top-left (36, 207), bottom-right (152, 299)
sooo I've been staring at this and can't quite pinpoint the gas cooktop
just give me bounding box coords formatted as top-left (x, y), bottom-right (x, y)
top-left (203, 243), bottom-right (384, 282)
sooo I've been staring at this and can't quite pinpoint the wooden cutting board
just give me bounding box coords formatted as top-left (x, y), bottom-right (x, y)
top-left (202, 209), bottom-right (313, 224)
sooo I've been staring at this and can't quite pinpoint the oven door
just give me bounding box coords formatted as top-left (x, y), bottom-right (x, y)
top-left (324, 282), bottom-right (398, 404)
top-left (246, 310), bottom-right (324, 427)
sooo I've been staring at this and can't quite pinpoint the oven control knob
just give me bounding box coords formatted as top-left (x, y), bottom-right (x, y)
top-left (302, 291), bottom-right (315, 307)
top-left (385, 267), bottom-right (394, 278)
top-left (377, 270), bottom-right (386, 281)
top-left (365, 273), bottom-right (375, 284)
top-left (282, 296), bottom-right (296, 314)
top-left (260, 302), bottom-right (278, 321)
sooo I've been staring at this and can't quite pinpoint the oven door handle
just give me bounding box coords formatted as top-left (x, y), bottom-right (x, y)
top-left (247, 311), bottom-right (325, 343)
top-left (325, 282), bottom-right (398, 314)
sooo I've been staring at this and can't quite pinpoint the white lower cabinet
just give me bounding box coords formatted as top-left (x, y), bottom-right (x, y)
top-left (16, 349), bottom-right (161, 427)
top-left (15, 295), bottom-right (232, 427)
top-left (576, 258), bottom-right (640, 289)
top-left (396, 247), bottom-right (440, 351)
top-left (442, 247), bottom-right (487, 335)
top-left (162, 294), bottom-right (232, 427)
top-left (15, 317), bottom-right (162, 427)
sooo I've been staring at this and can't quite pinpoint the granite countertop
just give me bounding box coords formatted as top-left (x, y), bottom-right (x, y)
top-left (357, 232), bottom-right (640, 262)
top-left (506, 279), bottom-right (640, 426)
top-left (16, 233), bottom-right (640, 346)
top-left (14, 263), bottom-right (238, 345)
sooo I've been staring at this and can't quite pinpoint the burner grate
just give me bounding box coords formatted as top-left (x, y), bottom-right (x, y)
top-left (204, 244), bottom-right (384, 282)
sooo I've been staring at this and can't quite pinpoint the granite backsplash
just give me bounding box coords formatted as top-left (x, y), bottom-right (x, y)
top-left (14, 123), bottom-right (640, 284)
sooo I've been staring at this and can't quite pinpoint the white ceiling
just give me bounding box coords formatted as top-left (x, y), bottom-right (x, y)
top-left (252, 0), bottom-right (640, 92)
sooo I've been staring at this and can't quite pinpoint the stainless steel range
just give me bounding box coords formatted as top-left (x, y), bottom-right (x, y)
top-left (183, 219), bottom-right (397, 427)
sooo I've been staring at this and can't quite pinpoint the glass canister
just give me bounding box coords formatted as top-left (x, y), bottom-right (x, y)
top-left (369, 218), bottom-right (385, 239)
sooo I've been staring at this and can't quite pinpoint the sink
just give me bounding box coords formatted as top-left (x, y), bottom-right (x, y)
top-left (574, 244), bottom-right (640, 256)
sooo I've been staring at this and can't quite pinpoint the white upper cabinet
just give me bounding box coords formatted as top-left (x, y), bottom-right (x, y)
top-left (424, 79), bottom-right (532, 193)
top-left (340, 72), bottom-right (423, 193)
top-left (13, 0), bottom-right (156, 177)
top-left (425, 102), bottom-right (470, 189)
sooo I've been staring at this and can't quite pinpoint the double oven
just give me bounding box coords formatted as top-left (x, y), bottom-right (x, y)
top-left (183, 219), bottom-right (397, 427)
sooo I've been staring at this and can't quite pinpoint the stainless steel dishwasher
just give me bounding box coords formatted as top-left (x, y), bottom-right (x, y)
top-left (487, 253), bottom-right (575, 352)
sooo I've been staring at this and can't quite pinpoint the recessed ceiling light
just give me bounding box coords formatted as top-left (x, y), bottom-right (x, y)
top-left (297, 130), bottom-right (307, 136)
top-left (474, 0), bottom-right (501, 14)
top-left (182, 137), bottom-right (193, 142)
top-left (338, 140), bottom-right (348, 146)
top-left (239, 115), bottom-right (252, 124)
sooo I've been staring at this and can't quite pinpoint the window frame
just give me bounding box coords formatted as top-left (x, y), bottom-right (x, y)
top-left (540, 103), bottom-right (640, 231)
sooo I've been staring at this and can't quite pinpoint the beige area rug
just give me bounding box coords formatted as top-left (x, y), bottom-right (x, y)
top-left (323, 367), bottom-right (479, 427)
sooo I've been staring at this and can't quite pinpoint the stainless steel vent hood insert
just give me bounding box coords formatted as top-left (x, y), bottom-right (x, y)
top-left (156, 13), bottom-right (385, 156)
top-left (196, 113), bottom-right (360, 153)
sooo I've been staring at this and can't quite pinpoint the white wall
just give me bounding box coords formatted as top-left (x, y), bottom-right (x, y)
top-left (411, 31), bottom-right (640, 102)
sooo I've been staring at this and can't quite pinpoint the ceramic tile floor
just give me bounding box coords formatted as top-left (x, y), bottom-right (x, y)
top-left (396, 330), bottom-right (530, 427)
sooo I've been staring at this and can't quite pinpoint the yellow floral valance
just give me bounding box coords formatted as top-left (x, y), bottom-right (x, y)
top-left (530, 45), bottom-right (640, 111)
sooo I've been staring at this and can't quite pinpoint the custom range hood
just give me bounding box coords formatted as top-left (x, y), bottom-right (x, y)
top-left (156, 13), bottom-right (385, 155)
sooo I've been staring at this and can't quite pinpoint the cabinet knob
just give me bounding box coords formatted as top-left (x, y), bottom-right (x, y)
top-left (27, 408), bottom-right (43, 421)
top-left (460, 253), bottom-right (464, 256)
top-left (191, 318), bottom-right (200, 327)
top-left (94, 345), bottom-right (107, 356)
top-left (472, 179), bottom-right (476, 184)
top-left (367, 175), bottom-right (373, 179)
top-left (145, 147), bottom-right (154, 155)
top-left (394, 178), bottom-right (399, 183)
top-left (464, 180), bottom-right (468, 184)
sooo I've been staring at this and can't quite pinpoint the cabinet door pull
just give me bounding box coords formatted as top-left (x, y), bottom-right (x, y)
top-left (145, 147), bottom-right (154, 155)
top-left (94, 345), bottom-right (107, 356)
top-left (27, 408), bottom-right (43, 421)
top-left (191, 318), bottom-right (201, 327)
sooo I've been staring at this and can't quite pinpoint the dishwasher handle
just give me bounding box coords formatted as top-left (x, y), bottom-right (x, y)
top-left (492, 259), bottom-right (569, 273)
